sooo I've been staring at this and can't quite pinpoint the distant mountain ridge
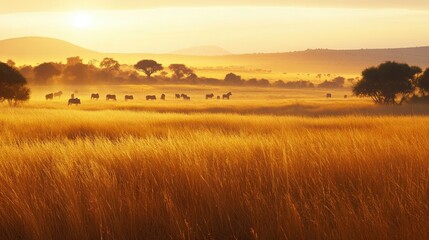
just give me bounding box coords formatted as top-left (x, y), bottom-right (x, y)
top-left (1, 37), bottom-right (429, 74)
top-left (0, 37), bottom-right (98, 63)
top-left (171, 45), bottom-right (231, 56)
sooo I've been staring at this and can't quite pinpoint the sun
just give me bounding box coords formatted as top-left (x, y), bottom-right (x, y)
top-left (71, 12), bottom-right (92, 29)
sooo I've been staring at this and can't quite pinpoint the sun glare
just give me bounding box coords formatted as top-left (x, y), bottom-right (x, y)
top-left (71, 12), bottom-right (92, 29)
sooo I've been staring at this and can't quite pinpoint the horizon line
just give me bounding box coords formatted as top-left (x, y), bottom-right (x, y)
top-left (1, 36), bottom-right (429, 56)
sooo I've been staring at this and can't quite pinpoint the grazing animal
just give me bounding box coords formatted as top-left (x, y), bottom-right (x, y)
top-left (175, 94), bottom-right (181, 99)
top-left (222, 92), bottom-right (232, 100)
top-left (68, 98), bottom-right (81, 106)
top-left (146, 95), bottom-right (156, 100)
top-left (125, 95), bottom-right (134, 101)
top-left (106, 94), bottom-right (117, 101)
top-left (45, 93), bottom-right (54, 100)
top-left (53, 91), bottom-right (63, 98)
top-left (326, 93), bottom-right (332, 98)
top-left (217, 96), bottom-right (220, 100)
top-left (344, 95), bottom-right (348, 99)
top-left (91, 93), bottom-right (99, 100)
top-left (181, 94), bottom-right (190, 100)
top-left (206, 93), bottom-right (214, 99)
top-left (160, 94), bottom-right (166, 100)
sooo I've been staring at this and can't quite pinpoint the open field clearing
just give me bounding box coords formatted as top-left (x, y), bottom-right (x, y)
top-left (23, 85), bottom-right (429, 116)
top-left (0, 104), bottom-right (429, 239)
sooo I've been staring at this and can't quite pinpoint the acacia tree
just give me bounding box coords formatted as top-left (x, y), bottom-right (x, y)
top-left (0, 62), bottom-right (30, 106)
top-left (100, 57), bottom-right (120, 71)
top-left (168, 64), bottom-right (193, 80)
top-left (353, 61), bottom-right (421, 104)
top-left (134, 60), bottom-right (163, 78)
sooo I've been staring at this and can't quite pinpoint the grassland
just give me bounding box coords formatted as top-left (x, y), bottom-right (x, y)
top-left (0, 86), bottom-right (429, 239)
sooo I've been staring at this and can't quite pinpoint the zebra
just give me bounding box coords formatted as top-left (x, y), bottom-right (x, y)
top-left (146, 95), bottom-right (156, 100)
top-left (91, 93), bottom-right (99, 100)
top-left (45, 93), bottom-right (54, 100)
top-left (222, 92), bottom-right (232, 100)
top-left (53, 91), bottom-right (63, 98)
top-left (106, 94), bottom-right (117, 101)
top-left (68, 98), bottom-right (81, 106)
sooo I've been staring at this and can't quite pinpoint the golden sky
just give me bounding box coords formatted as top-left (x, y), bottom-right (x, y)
top-left (1, 1), bottom-right (429, 53)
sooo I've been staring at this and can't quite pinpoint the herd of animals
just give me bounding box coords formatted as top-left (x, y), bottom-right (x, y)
top-left (45, 91), bottom-right (347, 106)
top-left (44, 91), bottom-right (234, 106)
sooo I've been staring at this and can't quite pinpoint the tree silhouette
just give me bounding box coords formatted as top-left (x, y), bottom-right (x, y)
top-left (134, 60), bottom-right (163, 78)
top-left (418, 68), bottom-right (429, 96)
top-left (168, 64), bottom-right (193, 80)
top-left (224, 73), bottom-right (243, 85)
top-left (353, 61), bottom-right (421, 104)
top-left (33, 62), bottom-right (61, 84)
top-left (63, 63), bottom-right (95, 84)
top-left (0, 62), bottom-right (30, 105)
top-left (100, 58), bottom-right (120, 71)
top-left (6, 59), bottom-right (16, 68)
top-left (67, 56), bottom-right (83, 66)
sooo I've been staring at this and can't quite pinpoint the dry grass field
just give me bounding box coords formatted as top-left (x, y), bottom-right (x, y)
top-left (1, 85), bottom-right (429, 239)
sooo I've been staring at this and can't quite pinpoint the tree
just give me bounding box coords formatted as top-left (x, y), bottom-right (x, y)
top-left (100, 57), bottom-right (120, 71)
top-left (417, 68), bottom-right (429, 96)
top-left (134, 60), bottom-right (163, 78)
top-left (258, 79), bottom-right (270, 87)
top-left (224, 73), bottom-right (243, 85)
top-left (18, 65), bottom-right (34, 82)
top-left (6, 59), bottom-right (16, 68)
top-left (33, 62), bottom-right (61, 84)
top-left (0, 62), bottom-right (30, 105)
top-left (63, 63), bottom-right (95, 84)
top-left (353, 61), bottom-right (421, 104)
top-left (67, 56), bottom-right (83, 66)
top-left (246, 78), bottom-right (258, 86)
top-left (168, 64), bottom-right (193, 80)
top-left (318, 76), bottom-right (345, 88)
top-left (332, 76), bottom-right (345, 86)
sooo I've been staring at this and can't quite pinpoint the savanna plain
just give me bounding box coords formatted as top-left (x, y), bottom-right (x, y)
top-left (1, 85), bottom-right (429, 239)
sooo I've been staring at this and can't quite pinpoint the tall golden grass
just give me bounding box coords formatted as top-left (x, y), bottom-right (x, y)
top-left (0, 106), bottom-right (429, 239)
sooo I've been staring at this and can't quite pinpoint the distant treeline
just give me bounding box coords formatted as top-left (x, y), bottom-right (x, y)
top-left (5, 57), bottom-right (348, 88)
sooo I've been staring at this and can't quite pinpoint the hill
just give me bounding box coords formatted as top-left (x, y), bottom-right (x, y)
top-left (0, 37), bottom-right (99, 64)
top-left (2, 37), bottom-right (429, 76)
top-left (171, 45), bottom-right (231, 56)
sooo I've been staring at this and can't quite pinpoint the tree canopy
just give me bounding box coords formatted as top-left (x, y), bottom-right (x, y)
top-left (33, 62), bottom-right (61, 84)
top-left (67, 56), bottom-right (83, 66)
top-left (353, 61), bottom-right (421, 104)
top-left (224, 73), bottom-right (243, 85)
top-left (168, 64), bottom-right (193, 80)
top-left (134, 60), bottom-right (163, 78)
top-left (100, 57), bottom-right (120, 71)
top-left (0, 62), bottom-right (30, 105)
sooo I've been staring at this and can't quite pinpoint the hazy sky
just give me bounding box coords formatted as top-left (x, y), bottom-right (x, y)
top-left (1, 1), bottom-right (429, 53)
